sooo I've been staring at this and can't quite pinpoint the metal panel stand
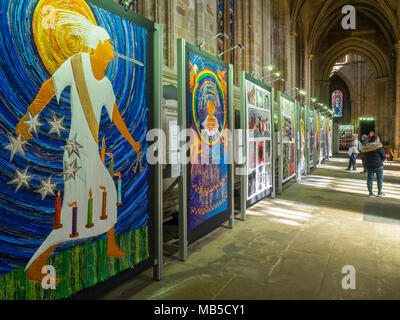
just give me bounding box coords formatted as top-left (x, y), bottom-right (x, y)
top-left (239, 72), bottom-right (247, 221)
top-left (295, 101), bottom-right (301, 182)
top-left (271, 89), bottom-right (276, 199)
top-left (153, 23), bottom-right (163, 281)
top-left (177, 38), bottom-right (188, 262)
top-left (228, 64), bottom-right (235, 230)
top-left (277, 92), bottom-right (283, 195)
top-left (305, 104), bottom-right (310, 176)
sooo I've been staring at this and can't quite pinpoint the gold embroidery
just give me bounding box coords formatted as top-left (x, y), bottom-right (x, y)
top-left (71, 54), bottom-right (99, 144)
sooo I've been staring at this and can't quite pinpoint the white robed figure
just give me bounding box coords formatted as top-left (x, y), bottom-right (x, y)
top-left (16, 11), bottom-right (142, 282)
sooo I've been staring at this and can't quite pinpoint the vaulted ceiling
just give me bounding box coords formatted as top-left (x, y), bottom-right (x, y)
top-left (290, 0), bottom-right (400, 80)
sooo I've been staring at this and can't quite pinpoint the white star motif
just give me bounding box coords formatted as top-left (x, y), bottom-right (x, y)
top-left (23, 112), bottom-right (43, 137)
top-left (5, 134), bottom-right (27, 162)
top-left (7, 167), bottom-right (34, 192)
top-left (35, 176), bottom-right (57, 200)
top-left (47, 112), bottom-right (66, 137)
top-left (63, 159), bottom-right (81, 182)
top-left (61, 134), bottom-right (83, 158)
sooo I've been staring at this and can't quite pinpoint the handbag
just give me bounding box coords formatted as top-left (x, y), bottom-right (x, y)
top-left (348, 147), bottom-right (353, 156)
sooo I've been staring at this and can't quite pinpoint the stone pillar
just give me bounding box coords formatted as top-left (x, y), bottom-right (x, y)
top-left (376, 76), bottom-right (392, 145)
top-left (315, 79), bottom-right (330, 105)
top-left (375, 77), bottom-right (384, 141)
top-left (394, 42), bottom-right (400, 155)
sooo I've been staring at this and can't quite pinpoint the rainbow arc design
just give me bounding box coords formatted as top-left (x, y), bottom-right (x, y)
top-left (192, 69), bottom-right (227, 146)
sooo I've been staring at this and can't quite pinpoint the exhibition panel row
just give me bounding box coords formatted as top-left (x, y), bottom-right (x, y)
top-left (238, 75), bottom-right (333, 218)
top-left (0, 0), bottom-right (334, 299)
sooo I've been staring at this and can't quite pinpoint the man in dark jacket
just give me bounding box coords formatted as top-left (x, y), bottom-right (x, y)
top-left (360, 136), bottom-right (386, 198)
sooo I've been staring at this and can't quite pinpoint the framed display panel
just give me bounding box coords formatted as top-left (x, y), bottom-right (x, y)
top-left (298, 103), bottom-right (307, 176)
top-left (320, 114), bottom-right (326, 163)
top-left (177, 39), bottom-right (234, 256)
top-left (329, 119), bottom-right (334, 157)
top-left (277, 92), bottom-right (297, 193)
top-left (0, 0), bottom-right (163, 299)
top-left (339, 124), bottom-right (355, 150)
top-left (316, 112), bottom-right (321, 164)
top-left (308, 108), bottom-right (316, 170)
top-left (240, 72), bottom-right (275, 213)
top-left (325, 117), bottom-right (330, 159)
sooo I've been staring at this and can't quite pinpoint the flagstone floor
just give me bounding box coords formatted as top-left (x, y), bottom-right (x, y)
top-left (100, 154), bottom-right (400, 300)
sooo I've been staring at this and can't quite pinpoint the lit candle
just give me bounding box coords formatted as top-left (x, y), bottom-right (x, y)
top-left (86, 189), bottom-right (94, 229)
top-left (100, 186), bottom-right (108, 220)
top-left (114, 173), bottom-right (123, 207)
top-left (106, 153), bottom-right (114, 177)
top-left (53, 190), bottom-right (63, 230)
top-left (101, 137), bottom-right (106, 164)
top-left (69, 202), bottom-right (79, 239)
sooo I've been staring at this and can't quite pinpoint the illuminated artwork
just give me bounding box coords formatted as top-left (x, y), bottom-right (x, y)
top-left (300, 108), bottom-right (306, 174)
top-left (281, 96), bottom-right (296, 182)
top-left (325, 118), bottom-right (329, 158)
top-left (245, 79), bottom-right (273, 203)
top-left (188, 52), bottom-right (229, 231)
top-left (249, 109), bottom-right (271, 138)
top-left (0, 0), bottom-right (151, 299)
top-left (320, 116), bottom-right (326, 160)
top-left (316, 113), bottom-right (320, 154)
top-left (309, 110), bottom-right (315, 166)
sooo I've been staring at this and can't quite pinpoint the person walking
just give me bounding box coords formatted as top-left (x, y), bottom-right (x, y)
top-left (346, 134), bottom-right (360, 171)
top-left (361, 136), bottom-right (386, 198)
top-left (360, 135), bottom-right (368, 174)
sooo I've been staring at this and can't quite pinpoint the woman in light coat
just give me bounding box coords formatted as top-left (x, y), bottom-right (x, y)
top-left (346, 134), bottom-right (360, 171)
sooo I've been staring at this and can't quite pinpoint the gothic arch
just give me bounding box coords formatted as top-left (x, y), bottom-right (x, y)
top-left (320, 37), bottom-right (391, 80)
top-left (307, 0), bottom-right (400, 53)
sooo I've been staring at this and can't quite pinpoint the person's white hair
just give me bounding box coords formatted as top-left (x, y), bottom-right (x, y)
top-left (56, 10), bottom-right (110, 49)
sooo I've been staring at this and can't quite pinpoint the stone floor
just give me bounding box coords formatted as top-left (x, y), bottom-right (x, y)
top-left (100, 154), bottom-right (400, 300)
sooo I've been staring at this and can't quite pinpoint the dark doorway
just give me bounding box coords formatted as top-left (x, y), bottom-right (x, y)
top-left (360, 120), bottom-right (376, 137)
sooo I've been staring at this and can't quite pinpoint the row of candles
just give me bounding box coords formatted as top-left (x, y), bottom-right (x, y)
top-left (54, 147), bottom-right (123, 238)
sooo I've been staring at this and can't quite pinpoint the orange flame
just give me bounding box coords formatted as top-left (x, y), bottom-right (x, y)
top-left (68, 202), bottom-right (78, 208)
top-left (114, 172), bottom-right (122, 180)
top-left (100, 186), bottom-right (106, 193)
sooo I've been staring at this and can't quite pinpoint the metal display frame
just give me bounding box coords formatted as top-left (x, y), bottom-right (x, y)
top-left (320, 113), bottom-right (326, 164)
top-left (239, 72), bottom-right (275, 221)
top-left (277, 92), bottom-right (297, 194)
top-left (324, 116), bottom-right (330, 160)
top-left (297, 102), bottom-right (307, 178)
top-left (308, 107), bottom-right (316, 172)
top-left (177, 38), bottom-right (234, 262)
top-left (329, 118), bottom-right (334, 158)
top-left (315, 111), bottom-right (321, 166)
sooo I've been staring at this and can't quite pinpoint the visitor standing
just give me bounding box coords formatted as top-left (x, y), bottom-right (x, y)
top-left (360, 135), bottom-right (368, 174)
top-left (346, 134), bottom-right (360, 171)
top-left (369, 131), bottom-right (376, 139)
top-left (361, 136), bottom-right (386, 198)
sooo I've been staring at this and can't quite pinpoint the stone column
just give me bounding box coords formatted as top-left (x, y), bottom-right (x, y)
top-left (395, 42), bottom-right (400, 155)
top-left (376, 76), bottom-right (392, 145)
top-left (315, 79), bottom-right (330, 106)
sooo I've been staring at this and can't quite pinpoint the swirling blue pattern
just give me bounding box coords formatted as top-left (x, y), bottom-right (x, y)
top-left (0, 0), bottom-right (149, 274)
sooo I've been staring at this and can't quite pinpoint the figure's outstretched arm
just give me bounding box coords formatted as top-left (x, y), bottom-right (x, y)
top-left (112, 103), bottom-right (141, 153)
top-left (17, 78), bottom-right (56, 140)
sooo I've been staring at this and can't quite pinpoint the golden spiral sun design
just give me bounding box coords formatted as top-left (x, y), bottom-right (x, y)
top-left (32, 0), bottom-right (97, 75)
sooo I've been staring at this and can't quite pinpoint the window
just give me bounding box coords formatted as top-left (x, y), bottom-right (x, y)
top-left (113, 0), bottom-right (139, 12)
top-left (217, 0), bottom-right (235, 64)
top-left (332, 90), bottom-right (343, 118)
